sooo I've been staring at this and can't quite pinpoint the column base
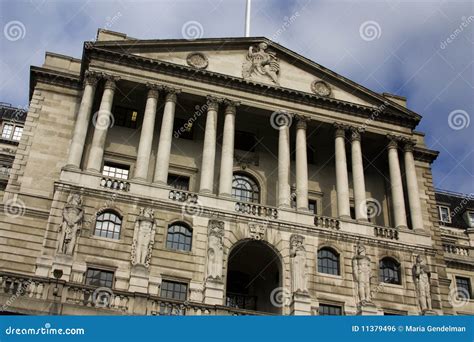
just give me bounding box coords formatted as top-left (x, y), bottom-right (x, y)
top-left (218, 193), bottom-right (232, 199)
top-left (62, 164), bottom-right (81, 171)
top-left (338, 215), bottom-right (352, 220)
top-left (395, 225), bottom-right (408, 230)
top-left (356, 218), bottom-right (369, 223)
top-left (86, 168), bottom-right (101, 174)
top-left (290, 292), bottom-right (312, 315)
top-left (278, 204), bottom-right (291, 210)
top-left (199, 189), bottom-right (213, 195)
top-left (152, 180), bottom-right (168, 187)
top-left (297, 207), bottom-right (311, 213)
top-left (132, 177), bottom-right (148, 183)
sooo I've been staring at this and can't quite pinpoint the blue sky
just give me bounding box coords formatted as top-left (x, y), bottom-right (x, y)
top-left (0, 0), bottom-right (472, 193)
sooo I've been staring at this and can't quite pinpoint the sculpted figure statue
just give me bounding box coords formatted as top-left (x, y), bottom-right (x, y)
top-left (57, 193), bottom-right (84, 255)
top-left (131, 207), bottom-right (156, 268)
top-left (352, 242), bottom-right (372, 305)
top-left (242, 42), bottom-right (280, 84)
top-left (206, 220), bottom-right (224, 281)
top-left (290, 234), bottom-right (308, 293)
top-left (413, 255), bottom-right (432, 311)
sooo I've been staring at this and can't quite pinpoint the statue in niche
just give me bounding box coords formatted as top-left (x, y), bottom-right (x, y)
top-left (242, 42), bottom-right (280, 84)
top-left (206, 220), bottom-right (224, 281)
top-left (57, 193), bottom-right (84, 255)
top-left (413, 255), bottom-right (432, 312)
top-left (352, 242), bottom-right (372, 305)
top-left (131, 207), bottom-right (156, 268)
top-left (290, 234), bottom-right (308, 293)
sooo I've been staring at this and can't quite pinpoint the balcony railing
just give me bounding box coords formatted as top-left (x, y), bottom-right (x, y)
top-left (169, 189), bottom-right (198, 202)
top-left (235, 202), bottom-right (278, 219)
top-left (374, 226), bottom-right (399, 240)
top-left (443, 244), bottom-right (470, 256)
top-left (314, 215), bottom-right (340, 230)
top-left (100, 177), bottom-right (130, 192)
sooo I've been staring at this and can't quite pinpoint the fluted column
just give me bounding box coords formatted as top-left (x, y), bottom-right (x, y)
top-left (278, 113), bottom-right (291, 208)
top-left (66, 71), bottom-right (99, 169)
top-left (387, 135), bottom-right (407, 229)
top-left (334, 123), bottom-right (350, 219)
top-left (218, 100), bottom-right (239, 197)
top-left (86, 75), bottom-right (118, 172)
top-left (403, 140), bottom-right (424, 230)
top-left (153, 88), bottom-right (179, 184)
top-left (295, 116), bottom-right (309, 211)
top-left (199, 96), bottom-right (221, 193)
top-left (134, 83), bottom-right (161, 181)
top-left (350, 128), bottom-right (368, 221)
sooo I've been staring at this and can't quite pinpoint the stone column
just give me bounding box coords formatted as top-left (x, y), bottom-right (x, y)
top-left (218, 100), bottom-right (238, 197)
top-left (153, 88), bottom-right (179, 184)
top-left (334, 123), bottom-right (350, 219)
top-left (199, 96), bottom-right (221, 194)
top-left (350, 128), bottom-right (368, 221)
top-left (278, 115), bottom-right (291, 208)
top-left (66, 71), bottom-right (99, 169)
top-left (295, 116), bottom-right (309, 211)
top-left (387, 135), bottom-right (408, 229)
top-left (134, 83), bottom-right (161, 181)
top-left (86, 75), bottom-right (118, 172)
top-left (403, 140), bottom-right (424, 231)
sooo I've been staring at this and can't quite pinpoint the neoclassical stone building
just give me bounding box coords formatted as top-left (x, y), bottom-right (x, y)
top-left (0, 29), bottom-right (472, 316)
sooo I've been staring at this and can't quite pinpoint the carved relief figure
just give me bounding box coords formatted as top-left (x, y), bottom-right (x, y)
top-left (131, 207), bottom-right (156, 268)
top-left (242, 42), bottom-right (280, 84)
top-left (207, 220), bottom-right (224, 281)
top-left (352, 243), bottom-right (372, 304)
top-left (248, 221), bottom-right (266, 241)
top-left (413, 255), bottom-right (432, 311)
top-left (57, 193), bottom-right (84, 255)
top-left (290, 234), bottom-right (308, 293)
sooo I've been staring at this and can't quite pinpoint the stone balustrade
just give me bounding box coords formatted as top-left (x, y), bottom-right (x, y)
top-left (443, 244), bottom-right (470, 256)
top-left (65, 284), bottom-right (130, 312)
top-left (314, 215), bottom-right (340, 230)
top-left (374, 226), bottom-right (399, 240)
top-left (168, 189), bottom-right (198, 202)
top-left (0, 273), bottom-right (47, 300)
top-left (100, 176), bottom-right (130, 191)
top-left (235, 202), bottom-right (278, 219)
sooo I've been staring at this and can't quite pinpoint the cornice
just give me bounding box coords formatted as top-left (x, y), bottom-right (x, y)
top-left (29, 66), bottom-right (81, 100)
top-left (413, 147), bottom-right (439, 163)
top-left (84, 46), bottom-right (419, 129)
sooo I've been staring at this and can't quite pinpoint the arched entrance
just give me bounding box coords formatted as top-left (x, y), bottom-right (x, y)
top-left (225, 240), bottom-right (282, 314)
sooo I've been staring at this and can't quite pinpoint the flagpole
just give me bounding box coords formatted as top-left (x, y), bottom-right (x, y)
top-left (245, 0), bottom-right (251, 37)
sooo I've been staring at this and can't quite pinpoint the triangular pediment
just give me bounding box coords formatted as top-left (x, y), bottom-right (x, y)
top-left (90, 32), bottom-right (420, 124)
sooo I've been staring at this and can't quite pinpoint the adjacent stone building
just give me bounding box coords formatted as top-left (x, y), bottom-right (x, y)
top-left (0, 29), bottom-right (472, 316)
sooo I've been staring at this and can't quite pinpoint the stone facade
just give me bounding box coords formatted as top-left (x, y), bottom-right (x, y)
top-left (0, 29), bottom-right (472, 316)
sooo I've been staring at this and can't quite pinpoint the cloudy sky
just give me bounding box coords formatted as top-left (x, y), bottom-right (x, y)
top-left (1, 0), bottom-right (472, 193)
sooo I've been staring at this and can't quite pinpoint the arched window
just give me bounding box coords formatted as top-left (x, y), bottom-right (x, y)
top-left (232, 173), bottom-right (260, 203)
top-left (94, 210), bottom-right (122, 240)
top-left (379, 257), bottom-right (401, 284)
top-left (166, 222), bottom-right (192, 252)
top-left (317, 248), bottom-right (340, 275)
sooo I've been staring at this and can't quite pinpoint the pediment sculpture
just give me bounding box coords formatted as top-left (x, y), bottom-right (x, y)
top-left (242, 42), bottom-right (280, 84)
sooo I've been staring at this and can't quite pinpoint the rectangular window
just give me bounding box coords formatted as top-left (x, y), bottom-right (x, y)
top-left (438, 206), bottom-right (451, 223)
top-left (160, 280), bottom-right (188, 301)
top-left (309, 199), bottom-right (317, 215)
top-left (102, 163), bottom-right (129, 180)
top-left (12, 126), bottom-right (23, 141)
top-left (456, 277), bottom-right (472, 300)
top-left (1, 124), bottom-right (13, 139)
top-left (235, 130), bottom-right (257, 152)
top-left (85, 268), bottom-right (114, 288)
top-left (167, 174), bottom-right (190, 191)
top-left (113, 105), bottom-right (138, 129)
top-left (467, 211), bottom-right (474, 227)
top-left (173, 117), bottom-right (194, 140)
top-left (319, 304), bottom-right (342, 316)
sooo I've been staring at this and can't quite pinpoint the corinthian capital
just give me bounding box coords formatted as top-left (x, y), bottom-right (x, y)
top-left (146, 82), bottom-right (162, 99)
top-left (206, 95), bottom-right (223, 111)
top-left (386, 134), bottom-right (402, 149)
top-left (350, 126), bottom-right (364, 142)
top-left (164, 86), bottom-right (180, 103)
top-left (295, 115), bottom-right (309, 130)
top-left (84, 70), bottom-right (99, 88)
top-left (402, 138), bottom-right (416, 153)
top-left (334, 122), bottom-right (348, 138)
